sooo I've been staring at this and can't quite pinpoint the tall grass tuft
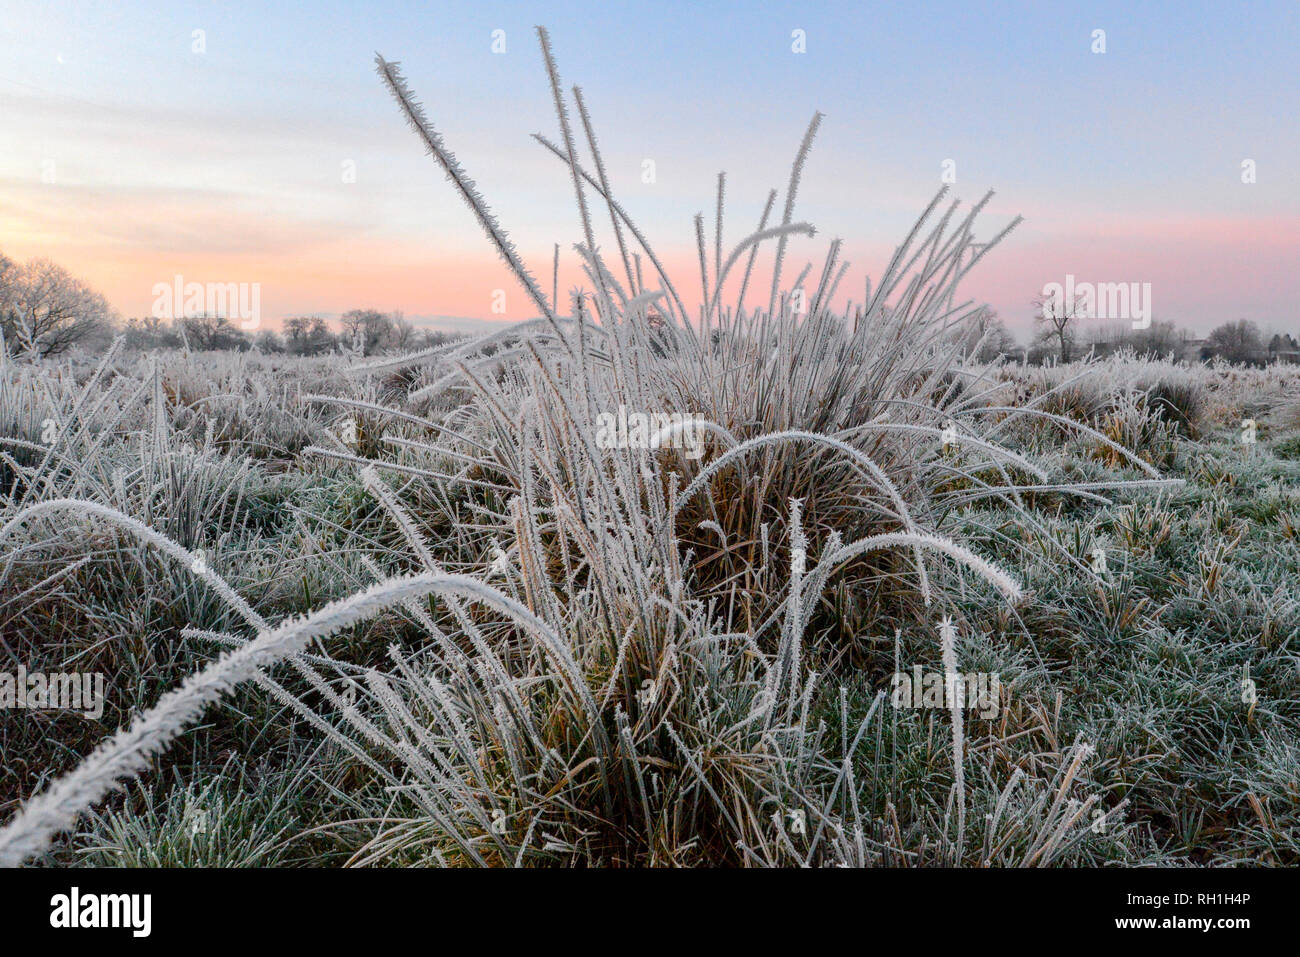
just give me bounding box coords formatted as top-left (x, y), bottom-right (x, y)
top-left (0, 27), bottom-right (1174, 866)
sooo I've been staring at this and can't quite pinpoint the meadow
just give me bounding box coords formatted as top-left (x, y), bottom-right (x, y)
top-left (1, 31), bottom-right (1297, 867)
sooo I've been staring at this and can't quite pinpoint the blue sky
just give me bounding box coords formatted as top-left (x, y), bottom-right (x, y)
top-left (1, 0), bottom-right (1296, 334)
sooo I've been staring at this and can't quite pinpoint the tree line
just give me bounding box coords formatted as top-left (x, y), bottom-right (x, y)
top-left (1, 249), bottom-right (1293, 366)
top-left (120, 309), bottom-right (454, 356)
top-left (0, 251), bottom-right (453, 358)
top-left (962, 302), bottom-right (1293, 367)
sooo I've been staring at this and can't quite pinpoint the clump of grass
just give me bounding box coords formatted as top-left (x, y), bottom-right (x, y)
top-left (1095, 392), bottom-right (1177, 468)
top-left (0, 27), bottom-right (1177, 868)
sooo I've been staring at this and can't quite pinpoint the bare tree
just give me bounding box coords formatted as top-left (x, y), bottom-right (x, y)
top-left (0, 253), bottom-right (19, 349)
top-left (1207, 319), bottom-right (1265, 365)
top-left (1083, 318), bottom-right (1182, 359)
top-left (963, 307), bottom-right (1019, 362)
top-left (339, 308), bottom-right (393, 355)
top-left (122, 314), bottom-right (182, 350)
top-left (177, 313), bottom-right (250, 351)
top-left (386, 313), bottom-right (416, 351)
top-left (283, 316), bottom-right (311, 353)
top-left (1130, 319), bottom-right (1181, 358)
top-left (0, 256), bottom-right (115, 358)
top-left (253, 329), bottom-right (285, 353)
top-left (1031, 290), bottom-right (1087, 363)
top-left (307, 317), bottom-right (336, 355)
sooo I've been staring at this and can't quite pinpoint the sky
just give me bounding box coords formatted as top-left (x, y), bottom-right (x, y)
top-left (1, 0), bottom-right (1296, 337)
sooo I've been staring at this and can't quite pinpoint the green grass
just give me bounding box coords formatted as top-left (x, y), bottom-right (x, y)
top-left (827, 419), bottom-right (1300, 865)
top-left (4, 355), bottom-right (1294, 866)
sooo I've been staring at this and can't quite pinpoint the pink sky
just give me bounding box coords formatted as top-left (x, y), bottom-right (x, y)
top-left (2, 1), bottom-right (1296, 338)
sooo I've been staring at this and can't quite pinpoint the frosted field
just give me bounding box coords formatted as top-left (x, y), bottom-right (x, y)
top-left (2, 29), bottom-right (1298, 870)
